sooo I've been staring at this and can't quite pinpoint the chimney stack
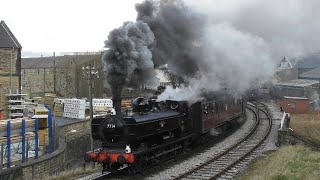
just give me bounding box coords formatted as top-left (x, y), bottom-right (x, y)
top-left (113, 97), bottom-right (122, 114)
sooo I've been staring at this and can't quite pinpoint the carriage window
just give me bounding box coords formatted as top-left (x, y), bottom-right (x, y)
top-left (208, 103), bottom-right (214, 114)
top-left (203, 105), bottom-right (208, 116)
top-left (212, 103), bottom-right (215, 114)
top-left (225, 104), bottom-right (228, 111)
top-left (215, 103), bottom-right (219, 113)
top-left (221, 103), bottom-right (224, 112)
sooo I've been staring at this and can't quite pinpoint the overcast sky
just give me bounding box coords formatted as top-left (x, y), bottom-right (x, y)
top-left (2, 0), bottom-right (319, 59)
top-left (1, 0), bottom-right (249, 58)
top-left (1, 0), bottom-right (143, 57)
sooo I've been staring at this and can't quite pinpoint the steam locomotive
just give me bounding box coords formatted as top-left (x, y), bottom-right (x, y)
top-left (85, 92), bottom-right (246, 172)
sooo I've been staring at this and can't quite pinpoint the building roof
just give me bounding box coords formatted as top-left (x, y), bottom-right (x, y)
top-left (293, 52), bottom-right (320, 69)
top-left (278, 56), bottom-right (293, 69)
top-left (299, 67), bottom-right (320, 80)
top-left (275, 79), bottom-right (319, 88)
top-left (22, 54), bottom-right (101, 69)
top-left (0, 20), bottom-right (22, 48)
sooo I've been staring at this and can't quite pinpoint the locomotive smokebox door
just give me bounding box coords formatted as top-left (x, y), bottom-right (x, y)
top-left (98, 116), bottom-right (127, 144)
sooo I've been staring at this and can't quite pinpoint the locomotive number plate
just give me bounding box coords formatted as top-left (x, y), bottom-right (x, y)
top-left (106, 124), bottom-right (116, 128)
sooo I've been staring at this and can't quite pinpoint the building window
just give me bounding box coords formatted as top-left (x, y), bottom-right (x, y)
top-left (291, 101), bottom-right (296, 109)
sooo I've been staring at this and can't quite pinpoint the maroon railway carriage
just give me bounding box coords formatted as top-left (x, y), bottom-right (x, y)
top-left (190, 96), bottom-right (246, 134)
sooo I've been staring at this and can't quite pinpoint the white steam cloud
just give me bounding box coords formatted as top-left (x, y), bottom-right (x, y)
top-left (186, 0), bottom-right (320, 58)
top-left (159, 0), bottom-right (320, 102)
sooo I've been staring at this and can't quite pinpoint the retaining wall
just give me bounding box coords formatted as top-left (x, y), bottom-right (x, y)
top-left (0, 119), bottom-right (91, 180)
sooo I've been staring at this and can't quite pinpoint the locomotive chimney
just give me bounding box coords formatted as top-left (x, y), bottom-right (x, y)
top-left (113, 97), bottom-right (122, 114)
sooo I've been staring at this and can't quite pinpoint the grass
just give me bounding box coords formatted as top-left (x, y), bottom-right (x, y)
top-left (45, 164), bottom-right (100, 180)
top-left (290, 112), bottom-right (320, 144)
top-left (241, 112), bottom-right (320, 180)
top-left (241, 145), bottom-right (320, 180)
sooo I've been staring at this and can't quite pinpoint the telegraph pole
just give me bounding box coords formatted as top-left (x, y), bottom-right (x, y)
top-left (88, 64), bottom-right (93, 142)
top-left (53, 52), bottom-right (56, 93)
top-left (83, 63), bottom-right (99, 151)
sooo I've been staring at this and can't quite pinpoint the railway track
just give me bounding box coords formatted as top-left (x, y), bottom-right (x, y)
top-left (76, 172), bottom-right (110, 180)
top-left (75, 165), bottom-right (129, 180)
top-left (173, 101), bottom-right (272, 180)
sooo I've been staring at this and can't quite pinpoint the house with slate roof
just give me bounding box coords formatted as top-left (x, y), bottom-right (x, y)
top-left (0, 20), bottom-right (22, 119)
top-left (275, 56), bottom-right (298, 82)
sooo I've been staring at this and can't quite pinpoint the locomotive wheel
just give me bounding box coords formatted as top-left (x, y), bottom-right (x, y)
top-left (102, 162), bottom-right (108, 174)
top-left (109, 162), bottom-right (120, 173)
top-left (130, 154), bottom-right (147, 173)
top-left (223, 123), bottom-right (229, 131)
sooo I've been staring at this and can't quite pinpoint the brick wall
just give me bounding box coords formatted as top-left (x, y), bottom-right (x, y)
top-left (57, 119), bottom-right (93, 168)
top-left (0, 166), bottom-right (23, 180)
top-left (21, 138), bottom-right (66, 179)
top-left (279, 98), bottom-right (310, 113)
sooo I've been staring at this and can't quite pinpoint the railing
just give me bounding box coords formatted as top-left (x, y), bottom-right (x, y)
top-left (0, 107), bottom-right (54, 169)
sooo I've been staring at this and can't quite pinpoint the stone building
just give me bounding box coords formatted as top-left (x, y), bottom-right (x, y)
top-left (0, 20), bottom-right (22, 119)
top-left (21, 53), bottom-right (105, 98)
top-left (273, 79), bottom-right (319, 98)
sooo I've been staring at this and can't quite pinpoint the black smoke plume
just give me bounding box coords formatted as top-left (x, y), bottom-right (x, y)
top-left (136, 0), bottom-right (206, 77)
top-left (102, 21), bottom-right (156, 99)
